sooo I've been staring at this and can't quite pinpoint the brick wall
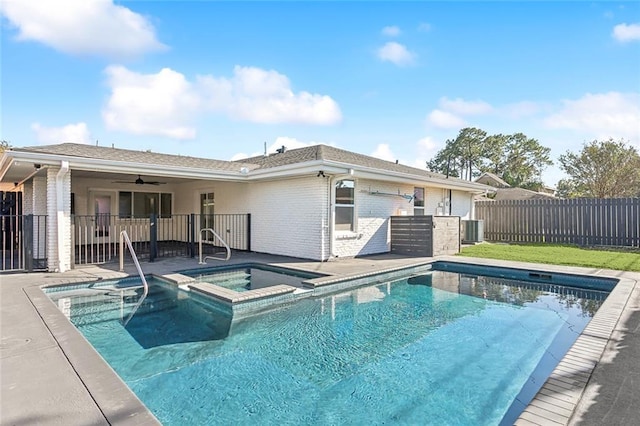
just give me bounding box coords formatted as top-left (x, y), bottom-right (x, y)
top-left (45, 167), bottom-right (71, 272)
top-left (32, 176), bottom-right (47, 260)
top-left (245, 176), bottom-right (328, 260)
top-left (333, 179), bottom-right (414, 258)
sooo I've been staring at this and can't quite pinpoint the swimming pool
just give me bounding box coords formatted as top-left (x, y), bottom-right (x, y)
top-left (44, 263), bottom-right (611, 425)
top-left (182, 263), bottom-right (325, 292)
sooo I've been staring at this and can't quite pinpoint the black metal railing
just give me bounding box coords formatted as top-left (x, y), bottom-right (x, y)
top-left (1, 214), bottom-right (48, 272)
top-left (73, 213), bottom-right (251, 265)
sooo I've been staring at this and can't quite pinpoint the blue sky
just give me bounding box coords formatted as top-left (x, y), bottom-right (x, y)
top-left (1, 1), bottom-right (639, 186)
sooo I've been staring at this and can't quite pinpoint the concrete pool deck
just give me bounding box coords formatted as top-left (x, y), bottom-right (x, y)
top-left (1, 252), bottom-right (638, 425)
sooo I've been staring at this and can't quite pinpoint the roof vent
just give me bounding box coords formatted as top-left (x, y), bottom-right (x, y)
top-left (275, 145), bottom-right (286, 154)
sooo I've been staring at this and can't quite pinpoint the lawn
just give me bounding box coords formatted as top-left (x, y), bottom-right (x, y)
top-left (458, 243), bottom-right (640, 272)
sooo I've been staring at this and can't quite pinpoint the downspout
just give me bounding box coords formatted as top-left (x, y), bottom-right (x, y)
top-left (56, 161), bottom-right (69, 272)
top-left (325, 174), bottom-right (334, 261)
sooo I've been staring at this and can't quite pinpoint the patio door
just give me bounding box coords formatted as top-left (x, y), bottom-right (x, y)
top-left (89, 191), bottom-right (115, 241)
top-left (200, 192), bottom-right (214, 240)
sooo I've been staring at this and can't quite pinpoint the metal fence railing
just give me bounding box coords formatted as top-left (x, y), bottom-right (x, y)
top-left (1, 215), bottom-right (48, 272)
top-left (72, 213), bottom-right (251, 265)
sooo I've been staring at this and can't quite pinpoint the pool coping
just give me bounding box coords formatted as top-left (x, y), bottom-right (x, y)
top-left (4, 254), bottom-right (637, 425)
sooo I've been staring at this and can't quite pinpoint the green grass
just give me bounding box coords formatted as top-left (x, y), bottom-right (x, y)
top-left (458, 243), bottom-right (640, 272)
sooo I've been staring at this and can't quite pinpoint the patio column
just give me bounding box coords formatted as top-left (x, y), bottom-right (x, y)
top-left (45, 165), bottom-right (72, 272)
top-left (22, 181), bottom-right (33, 215)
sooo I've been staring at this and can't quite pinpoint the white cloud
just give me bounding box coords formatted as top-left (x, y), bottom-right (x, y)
top-left (31, 122), bottom-right (92, 144)
top-left (102, 65), bottom-right (342, 139)
top-left (412, 137), bottom-right (438, 168)
top-left (438, 97), bottom-right (493, 115)
top-left (0, 0), bottom-right (166, 58)
top-left (381, 26), bottom-right (401, 37)
top-left (198, 66), bottom-right (342, 125)
top-left (427, 109), bottom-right (467, 129)
top-left (544, 92), bottom-right (640, 144)
top-left (231, 136), bottom-right (329, 160)
top-left (612, 23), bottom-right (640, 42)
top-left (426, 97), bottom-right (495, 129)
top-left (102, 66), bottom-right (200, 139)
top-left (377, 42), bottom-right (415, 66)
top-left (371, 143), bottom-right (396, 162)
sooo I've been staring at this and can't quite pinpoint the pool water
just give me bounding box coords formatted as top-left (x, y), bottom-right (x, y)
top-left (46, 269), bottom-right (608, 425)
top-left (183, 264), bottom-right (324, 292)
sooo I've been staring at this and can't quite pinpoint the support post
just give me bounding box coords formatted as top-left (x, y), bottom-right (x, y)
top-left (189, 213), bottom-right (196, 258)
top-left (24, 215), bottom-right (33, 272)
top-left (247, 213), bottom-right (251, 251)
top-left (149, 213), bottom-right (157, 262)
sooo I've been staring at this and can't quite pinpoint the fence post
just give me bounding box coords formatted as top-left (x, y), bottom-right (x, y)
top-left (150, 213), bottom-right (157, 262)
top-left (189, 213), bottom-right (196, 258)
top-left (24, 214), bottom-right (33, 272)
top-left (247, 214), bottom-right (251, 251)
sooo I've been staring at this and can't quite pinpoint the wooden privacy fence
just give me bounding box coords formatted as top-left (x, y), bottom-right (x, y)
top-left (475, 198), bottom-right (640, 247)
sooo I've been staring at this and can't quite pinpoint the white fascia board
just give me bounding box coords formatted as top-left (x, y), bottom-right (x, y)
top-left (327, 163), bottom-right (491, 193)
top-left (5, 151), bottom-right (247, 181)
top-left (243, 160), bottom-right (349, 180)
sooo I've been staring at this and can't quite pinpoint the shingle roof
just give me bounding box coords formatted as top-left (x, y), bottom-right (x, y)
top-left (12, 143), bottom-right (253, 172)
top-left (475, 172), bottom-right (511, 188)
top-left (237, 144), bottom-right (472, 183)
top-left (493, 187), bottom-right (556, 201)
top-left (11, 142), bottom-right (484, 188)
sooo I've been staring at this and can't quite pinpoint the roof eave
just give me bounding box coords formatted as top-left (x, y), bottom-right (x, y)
top-left (2, 150), bottom-right (250, 181)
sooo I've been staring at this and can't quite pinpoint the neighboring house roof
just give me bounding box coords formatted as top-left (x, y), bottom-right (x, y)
top-left (491, 187), bottom-right (557, 201)
top-left (474, 172), bottom-right (511, 188)
top-left (1, 143), bottom-right (491, 193)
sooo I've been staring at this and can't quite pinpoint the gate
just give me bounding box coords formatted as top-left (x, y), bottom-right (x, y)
top-left (1, 215), bottom-right (48, 272)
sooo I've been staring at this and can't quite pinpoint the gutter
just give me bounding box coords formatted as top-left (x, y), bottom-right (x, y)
top-left (56, 161), bottom-right (69, 272)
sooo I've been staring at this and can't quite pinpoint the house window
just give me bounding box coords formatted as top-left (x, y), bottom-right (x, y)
top-left (414, 187), bottom-right (425, 215)
top-left (119, 191), bottom-right (172, 218)
top-left (335, 179), bottom-right (355, 231)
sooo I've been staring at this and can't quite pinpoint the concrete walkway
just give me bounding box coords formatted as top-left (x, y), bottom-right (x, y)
top-left (1, 253), bottom-right (638, 425)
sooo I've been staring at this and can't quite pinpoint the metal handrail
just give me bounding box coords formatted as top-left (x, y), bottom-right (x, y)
top-left (119, 230), bottom-right (149, 327)
top-left (199, 228), bottom-right (231, 264)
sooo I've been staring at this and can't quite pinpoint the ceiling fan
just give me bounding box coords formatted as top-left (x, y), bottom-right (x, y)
top-left (113, 175), bottom-right (166, 185)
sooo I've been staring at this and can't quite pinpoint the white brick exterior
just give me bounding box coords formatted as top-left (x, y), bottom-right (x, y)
top-left (32, 176), bottom-right (47, 261)
top-left (45, 166), bottom-right (71, 272)
top-left (332, 179), bottom-right (413, 258)
top-left (245, 177), bottom-right (328, 260)
top-left (22, 181), bottom-right (33, 215)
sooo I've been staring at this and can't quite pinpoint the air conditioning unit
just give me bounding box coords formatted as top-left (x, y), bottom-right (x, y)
top-left (462, 220), bottom-right (484, 243)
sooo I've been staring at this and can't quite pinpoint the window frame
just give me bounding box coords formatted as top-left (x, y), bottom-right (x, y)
top-left (413, 187), bottom-right (425, 216)
top-left (334, 179), bottom-right (356, 232)
top-left (118, 190), bottom-right (173, 219)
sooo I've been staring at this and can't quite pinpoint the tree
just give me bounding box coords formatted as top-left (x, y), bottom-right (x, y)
top-left (0, 140), bottom-right (9, 153)
top-left (426, 128), bottom-right (553, 188)
top-left (558, 138), bottom-right (640, 198)
top-left (426, 127), bottom-right (489, 180)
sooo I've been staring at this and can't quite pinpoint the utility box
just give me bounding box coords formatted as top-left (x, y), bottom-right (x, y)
top-left (461, 220), bottom-right (484, 244)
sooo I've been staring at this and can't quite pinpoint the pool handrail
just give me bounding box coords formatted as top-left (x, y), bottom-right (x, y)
top-left (199, 228), bottom-right (231, 264)
top-left (119, 230), bottom-right (149, 327)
